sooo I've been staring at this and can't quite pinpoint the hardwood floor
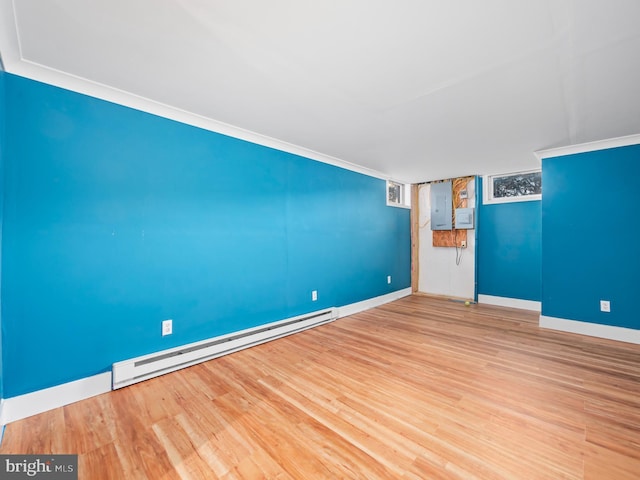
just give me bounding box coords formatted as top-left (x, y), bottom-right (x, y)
top-left (2, 295), bottom-right (640, 479)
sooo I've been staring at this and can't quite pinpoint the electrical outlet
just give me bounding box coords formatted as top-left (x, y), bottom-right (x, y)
top-left (600, 300), bottom-right (610, 313)
top-left (312, 290), bottom-right (318, 301)
top-left (387, 275), bottom-right (392, 284)
top-left (162, 319), bottom-right (173, 336)
top-left (460, 240), bottom-right (467, 248)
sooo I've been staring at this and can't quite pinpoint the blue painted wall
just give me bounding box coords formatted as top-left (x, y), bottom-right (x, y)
top-left (477, 180), bottom-right (542, 301)
top-left (542, 145), bottom-right (640, 329)
top-left (1, 73), bottom-right (410, 398)
top-left (0, 71), bottom-right (6, 399)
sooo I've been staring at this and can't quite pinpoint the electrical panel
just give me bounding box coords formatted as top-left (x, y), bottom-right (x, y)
top-left (455, 207), bottom-right (474, 229)
top-left (430, 181), bottom-right (452, 230)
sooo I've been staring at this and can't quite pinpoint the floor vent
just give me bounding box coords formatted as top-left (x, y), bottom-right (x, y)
top-left (112, 308), bottom-right (337, 389)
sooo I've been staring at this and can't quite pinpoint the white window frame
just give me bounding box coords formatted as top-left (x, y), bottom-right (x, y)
top-left (386, 180), bottom-right (411, 209)
top-left (482, 169), bottom-right (541, 205)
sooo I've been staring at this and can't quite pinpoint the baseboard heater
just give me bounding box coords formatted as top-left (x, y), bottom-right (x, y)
top-left (112, 307), bottom-right (337, 389)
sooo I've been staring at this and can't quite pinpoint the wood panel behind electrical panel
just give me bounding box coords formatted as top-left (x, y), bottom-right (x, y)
top-left (432, 176), bottom-right (473, 248)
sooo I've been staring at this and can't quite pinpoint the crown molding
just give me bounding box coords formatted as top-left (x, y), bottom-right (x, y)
top-left (0, 0), bottom-right (392, 182)
top-left (535, 133), bottom-right (640, 160)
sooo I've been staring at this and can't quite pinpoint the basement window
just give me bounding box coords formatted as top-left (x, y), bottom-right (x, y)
top-left (483, 170), bottom-right (541, 205)
top-left (387, 181), bottom-right (411, 208)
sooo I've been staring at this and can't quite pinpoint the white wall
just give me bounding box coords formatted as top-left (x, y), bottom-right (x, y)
top-left (417, 179), bottom-right (476, 299)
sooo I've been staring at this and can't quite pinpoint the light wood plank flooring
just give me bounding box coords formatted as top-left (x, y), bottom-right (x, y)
top-left (2, 296), bottom-right (640, 479)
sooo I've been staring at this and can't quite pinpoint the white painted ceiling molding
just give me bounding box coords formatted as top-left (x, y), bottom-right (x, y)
top-left (1, 1), bottom-right (640, 183)
top-left (535, 133), bottom-right (640, 160)
top-left (0, 1), bottom-right (391, 183)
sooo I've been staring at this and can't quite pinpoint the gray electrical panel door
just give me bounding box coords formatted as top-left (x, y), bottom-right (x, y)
top-left (430, 181), bottom-right (452, 230)
top-left (455, 207), bottom-right (474, 229)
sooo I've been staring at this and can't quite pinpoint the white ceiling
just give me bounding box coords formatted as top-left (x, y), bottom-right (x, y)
top-left (1, 0), bottom-right (640, 182)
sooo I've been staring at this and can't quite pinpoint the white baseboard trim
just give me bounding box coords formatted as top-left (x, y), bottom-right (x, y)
top-left (338, 288), bottom-right (412, 318)
top-left (0, 290), bottom-right (412, 425)
top-left (0, 372), bottom-right (112, 426)
top-left (539, 315), bottom-right (640, 345)
top-left (477, 294), bottom-right (541, 312)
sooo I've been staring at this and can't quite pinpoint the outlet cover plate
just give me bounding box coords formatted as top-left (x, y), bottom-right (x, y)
top-left (162, 319), bottom-right (173, 336)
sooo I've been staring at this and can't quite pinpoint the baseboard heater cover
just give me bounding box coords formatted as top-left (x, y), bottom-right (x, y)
top-left (112, 308), bottom-right (337, 389)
